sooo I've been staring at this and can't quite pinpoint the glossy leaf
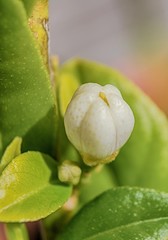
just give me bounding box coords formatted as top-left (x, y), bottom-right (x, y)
top-left (0, 137), bottom-right (22, 172)
top-left (59, 187), bottom-right (168, 240)
top-left (0, 151), bottom-right (72, 222)
top-left (59, 59), bottom-right (168, 191)
top-left (5, 223), bottom-right (29, 240)
top-left (0, 0), bottom-right (57, 158)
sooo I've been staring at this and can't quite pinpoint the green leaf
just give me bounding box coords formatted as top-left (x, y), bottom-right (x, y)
top-left (58, 187), bottom-right (168, 240)
top-left (0, 137), bottom-right (22, 172)
top-left (0, 151), bottom-right (72, 222)
top-left (59, 59), bottom-right (168, 191)
top-left (5, 223), bottom-right (29, 240)
top-left (0, 0), bottom-right (58, 158)
top-left (58, 72), bottom-right (80, 116)
top-left (21, 0), bottom-right (37, 16)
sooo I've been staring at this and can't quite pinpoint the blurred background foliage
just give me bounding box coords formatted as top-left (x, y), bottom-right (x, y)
top-left (50, 0), bottom-right (168, 115)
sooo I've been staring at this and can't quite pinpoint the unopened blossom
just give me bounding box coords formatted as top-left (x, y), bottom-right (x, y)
top-left (64, 83), bottom-right (135, 166)
top-left (58, 160), bottom-right (82, 185)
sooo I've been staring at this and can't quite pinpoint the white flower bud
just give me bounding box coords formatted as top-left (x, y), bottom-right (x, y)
top-left (64, 83), bottom-right (135, 166)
